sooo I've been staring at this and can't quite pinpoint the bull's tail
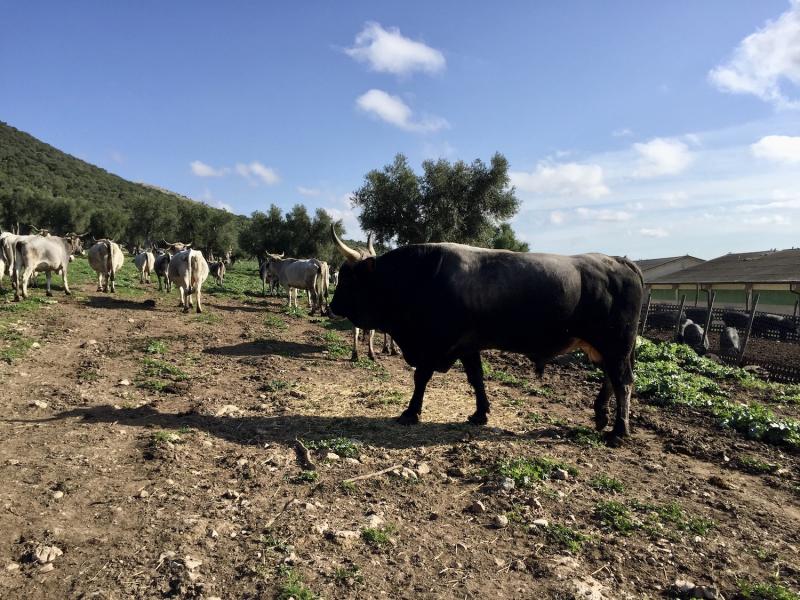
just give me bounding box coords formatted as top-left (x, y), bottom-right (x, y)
top-left (104, 240), bottom-right (113, 275)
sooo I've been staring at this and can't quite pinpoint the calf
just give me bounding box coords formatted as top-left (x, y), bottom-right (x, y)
top-left (209, 260), bottom-right (226, 285)
top-left (154, 251), bottom-right (171, 292)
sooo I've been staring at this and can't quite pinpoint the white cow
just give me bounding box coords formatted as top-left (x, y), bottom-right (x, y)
top-left (87, 240), bottom-right (125, 293)
top-left (266, 255), bottom-right (327, 315)
top-left (1, 230), bottom-right (52, 290)
top-left (134, 250), bottom-right (156, 283)
top-left (167, 248), bottom-right (209, 313)
top-left (13, 234), bottom-right (84, 301)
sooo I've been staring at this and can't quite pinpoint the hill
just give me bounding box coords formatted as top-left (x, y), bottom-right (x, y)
top-left (0, 121), bottom-right (242, 252)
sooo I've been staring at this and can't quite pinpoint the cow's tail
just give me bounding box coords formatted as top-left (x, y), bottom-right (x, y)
top-left (614, 255), bottom-right (644, 368)
top-left (186, 250), bottom-right (195, 295)
top-left (103, 240), bottom-right (113, 276)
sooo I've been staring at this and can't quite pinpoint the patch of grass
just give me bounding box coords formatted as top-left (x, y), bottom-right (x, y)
top-left (361, 525), bottom-right (394, 547)
top-left (284, 305), bottom-right (306, 318)
top-left (276, 568), bottom-right (316, 600)
top-left (333, 564), bottom-right (363, 585)
top-left (595, 500), bottom-right (636, 533)
top-left (0, 326), bottom-right (35, 363)
top-left (567, 425), bottom-right (603, 448)
top-left (738, 581), bottom-right (800, 600)
top-left (590, 474), bottom-right (624, 493)
top-left (303, 437), bottom-right (361, 458)
top-left (264, 314), bottom-right (288, 330)
top-left (630, 499), bottom-right (715, 537)
top-left (150, 430), bottom-right (183, 445)
top-left (546, 523), bottom-right (588, 553)
top-left (323, 330), bottom-right (350, 360)
top-left (145, 339), bottom-right (167, 354)
top-left (367, 389), bottom-right (405, 407)
top-left (636, 338), bottom-right (800, 449)
top-left (737, 455), bottom-right (779, 475)
top-left (258, 533), bottom-right (288, 552)
top-left (496, 456), bottom-right (578, 487)
top-left (141, 357), bottom-right (188, 380)
top-left (353, 357), bottom-right (390, 379)
top-left (290, 470), bottom-right (319, 484)
top-left (526, 411), bottom-right (544, 424)
top-left (192, 312), bottom-right (221, 324)
top-left (261, 379), bottom-right (291, 393)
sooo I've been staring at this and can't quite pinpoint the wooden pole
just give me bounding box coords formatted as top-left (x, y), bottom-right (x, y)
top-left (702, 291), bottom-right (716, 348)
top-left (694, 284), bottom-right (699, 307)
top-left (640, 290), bottom-right (652, 334)
top-left (674, 294), bottom-right (686, 340)
top-left (738, 293), bottom-right (760, 367)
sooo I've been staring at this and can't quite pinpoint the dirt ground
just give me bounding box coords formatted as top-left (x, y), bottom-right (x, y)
top-left (1, 272), bottom-right (799, 600)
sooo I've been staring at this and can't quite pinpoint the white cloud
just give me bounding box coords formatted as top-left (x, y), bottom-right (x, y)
top-left (199, 189), bottom-right (232, 212)
top-left (191, 160), bottom-right (228, 177)
top-left (661, 191), bottom-right (689, 207)
top-left (741, 214), bottom-right (791, 225)
top-left (709, 0), bottom-right (800, 108)
top-left (510, 162), bottom-right (609, 199)
top-left (355, 89), bottom-right (448, 133)
top-left (633, 138), bottom-right (692, 177)
top-left (612, 128), bottom-right (633, 137)
top-left (734, 197), bottom-right (800, 212)
top-left (345, 22), bottom-right (445, 76)
top-left (575, 207), bottom-right (632, 222)
top-left (751, 135), bottom-right (800, 163)
top-left (297, 186), bottom-right (321, 197)
top-left (235, 161), bottom-right (280, 185)
top-left (549, 211), bottom-right (566, 225)
top-left (639, 227), bottom-right (669, 238)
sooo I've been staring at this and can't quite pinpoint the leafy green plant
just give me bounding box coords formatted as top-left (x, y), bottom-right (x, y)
top-left (595, 501), bottom-right (635, 533)
top-left (276, 568), bottom-right (316, 600)
top-left (145, 339), bottom-right (167, 354)
top-left (590, 474), bottom-right (624, 493)
top-left (323, 331), bottom-right (350, 359)
top-left (546, 523), bottom-right (588, 552)
top-left (303, 437), bottom-right (361, 458)
top-left (496, 456), bottom-right (578, 487)
top-left (737, 581), bottom-right (800, 600)
top-left (361, 525), bottom-right (394, 547)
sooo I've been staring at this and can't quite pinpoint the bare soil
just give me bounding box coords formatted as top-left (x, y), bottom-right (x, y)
top-left (1, 282), bottom-right (799, 599)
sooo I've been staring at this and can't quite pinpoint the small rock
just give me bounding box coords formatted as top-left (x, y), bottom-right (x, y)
top-left (325, 452), bottom-right (341, 461)
top-left (52, 490), bottom-right (64, 500)
top-left (215, 404), bottom-right (242, 417)
top-left (283, 552), bottom-right (300, 565)
top-left (5, 562), bottom-right (20, 572)
top-left (512, 559), bottom-right (527, 571)
top-left (236, 458), bottom-right (249, 467)
top-left (694, 586), bottom-right (718, 599)
top-left (494, 557), bottom-right (505, 567)
top-left (493, 514), bottom-right (509, 528)
top-left (416, 462), bottom-right (431, 476)
top-left (455, 542), bottom-right (469, 553)
top-left (289, 390), bottom-right (307, 399)
top-left (674, 579), bottom-right (696, 594)
top-left (552, 468), bottom-right (569, 481)
top-left (330, 530), bottom-right (359, 546)
top-left (30, 400), bottom-right (48, 409)
top-left (448, 466), bottom-right (467, 478)
top-left (183, 556), bottom-right (202, 571)
top-left (532, 518), bottom-right (549, 527)
top-left (344, 457), bottom-right (360, 465)
top-left (469, 500), bottom-right (487, 514)
top-left (208, 529), bottom-right (219, 539)
top-left (34, 545), bottom-right (63, 564)
top-left (302, 502), bottom-right (317, 512)
top-left (401, 467), bottom-right (418, 480)
top-left (223, 489), bottom-right (240, 500)
top-left (81, 339), bottom-right (98, 347)
top-left (365, 514), bottom-right (385, 529)
top-left (31, 342), bottom-right (41, 349)
top-left (39, 563), bottom-right (55, 573)
top-left (138, 489), bottom-right (149, 499)
top-left (118, 379), bottom-right (131, 387)
top-left (501, 477), bottom-right (516, 491)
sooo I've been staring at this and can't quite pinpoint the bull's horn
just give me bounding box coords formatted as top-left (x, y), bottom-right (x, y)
top-left (30, 224), bottom-right (40, 232)
top-left (185, 242), bottom-right (192, 248)
top-left (331, 224), bottom-right (361, 262)
top-left (367, 233), bottom-right (376, 257)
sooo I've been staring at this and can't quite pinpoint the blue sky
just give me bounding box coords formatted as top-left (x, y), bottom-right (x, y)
top-left (3, 1), bottom-right (800, 258)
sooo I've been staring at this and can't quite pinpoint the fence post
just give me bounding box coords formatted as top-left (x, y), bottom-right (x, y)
top-left (640, 290), bottom-right (652, 334)
top-left (674, 294), bottom-right (686, 340)
top-left (738, 293), bottom-right (760, 367)
top-left (702, 291), bottom-right (716, 348)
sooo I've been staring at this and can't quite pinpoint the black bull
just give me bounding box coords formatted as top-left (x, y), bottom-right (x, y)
top-left (329, 235), bottom-right (644, 440)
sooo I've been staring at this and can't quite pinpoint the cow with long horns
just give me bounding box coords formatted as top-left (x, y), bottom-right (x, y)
top-left (328, 226), bottom-right (643, 441)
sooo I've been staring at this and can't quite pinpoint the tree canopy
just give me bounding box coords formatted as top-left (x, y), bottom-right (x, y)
top-left (351, 153), bottom-right (526, 249)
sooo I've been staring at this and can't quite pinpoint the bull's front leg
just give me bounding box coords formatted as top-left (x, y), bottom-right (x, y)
top-left (97, 272), bottom-right (104, 292)
top-left (110, 271), bottom-right (116, 293)
top-left (195, 286), bottom-right (203, 313)
top-left (594, 376), bottom-right (612, 431)
top-left (397, 366), bottom-right (434, 425)
top-left (367, 329), bottom-right (376, 361)
top-left (461, 352), bottom-right (490, 425)
top-left (45, 272), bottom-right (53, 297)
top-left (61, 268), bottom-right (71, 295)
top-left (351, 327), bottom-right (360, 362)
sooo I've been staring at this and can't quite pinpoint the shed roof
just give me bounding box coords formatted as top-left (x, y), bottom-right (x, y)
top-left (649, 248), bottom-right (800, 285)
top-left (635, 255), bottom-right (703, 272)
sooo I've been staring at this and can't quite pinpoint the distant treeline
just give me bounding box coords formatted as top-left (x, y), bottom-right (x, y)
top-left (0, 121), bottom-right (529, 265)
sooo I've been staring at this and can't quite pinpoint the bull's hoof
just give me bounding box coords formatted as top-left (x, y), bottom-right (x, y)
top-left (12, 296), bottom-right (20, 302)
top-left (603, 432), bottom-right (624, 448)
top-left (396, 410), bottom-right (420, 425)
top-left (367, 353), bottom-right (377, 362)
top-left (594, 414), bottom-right (609, 431)
top-left (182, 307), bottom-right (190, 313)
top-left (350, 352), bottom-right (359, 363)
top-left (196, 307), bottom-right (202, 314)
top-left (46, 291), bottom-right (53, 297)
top-left (64, 290), bottom-right (71, 296)
top-left (96, 287), bottom-right (102, 292)
top-left (467, 412), bottom-right (488, 426)
top-left (391, 349), bottom-right (399, 356)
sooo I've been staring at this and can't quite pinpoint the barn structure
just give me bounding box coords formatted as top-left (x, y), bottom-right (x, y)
top-left (635, 255), bottom-right (705, 283)
top-left (647, 248), bottom-right (800, 315)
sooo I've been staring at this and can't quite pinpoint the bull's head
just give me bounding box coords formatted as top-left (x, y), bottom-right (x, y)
top-left (330, 226), bottom-right (380, 329)
top-left (65, 232), bottom-right (87, 256)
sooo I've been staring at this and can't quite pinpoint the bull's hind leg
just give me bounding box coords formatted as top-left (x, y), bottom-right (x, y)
top-left (594, 376), bottom-right (612, 431)
top-left (462, 352), bottom-right (490, 425)
top-left (397, 366), bottom-right (434, 425)
top-left (45, 272), bottom-right (53, 297)
top-left (367, 329), bottom-right (376, 361)
top-left (605, 354), bottom-right (635, 442)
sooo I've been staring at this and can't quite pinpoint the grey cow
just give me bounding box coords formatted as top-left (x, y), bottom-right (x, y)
top-left (13, 233), bottom-right (85, 300)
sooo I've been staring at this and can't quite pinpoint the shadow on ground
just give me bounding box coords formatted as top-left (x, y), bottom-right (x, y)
top-left (17, 404), bottom-right (516, 450)
top-left (203, 339), bottom-right (324, 358)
